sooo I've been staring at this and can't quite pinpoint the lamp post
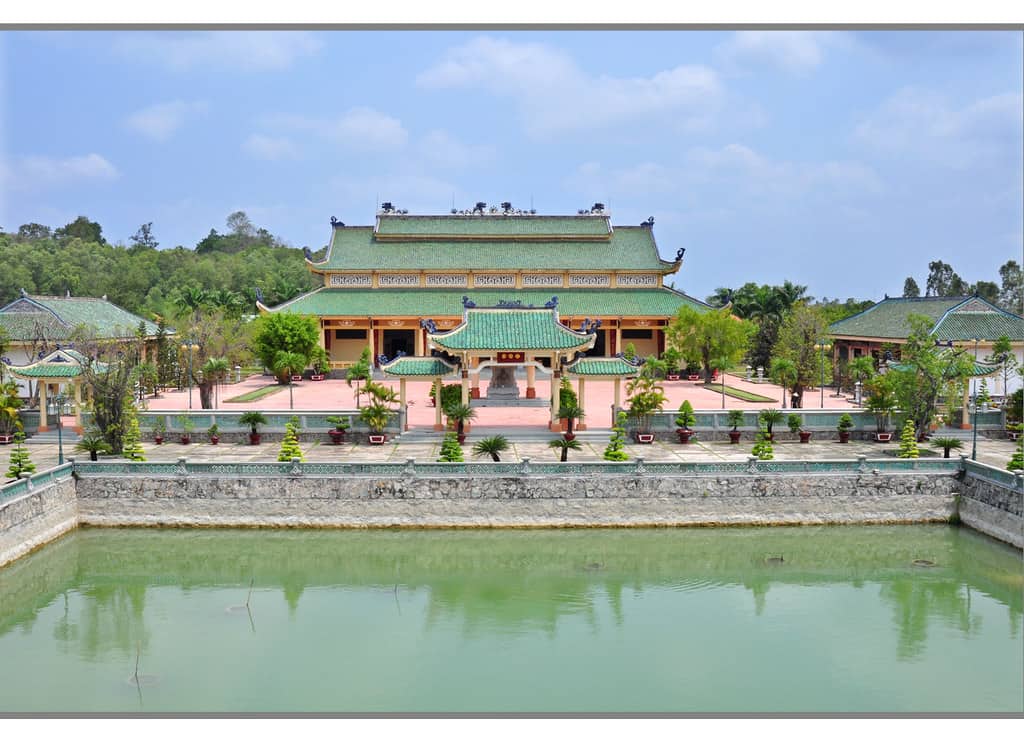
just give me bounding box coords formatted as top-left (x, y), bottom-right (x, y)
top-left (972, 337), bottom-right (979, 461)
top-left (816, 339), bottom-right (826, 408)
top-left (48, 391), bottom-right (68, 465)
top-left (181, 339), bottom-right (199, 410)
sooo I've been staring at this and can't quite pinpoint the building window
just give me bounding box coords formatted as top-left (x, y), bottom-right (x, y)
top-left (622, 329), bottom-right (653, 340)
top-left (334, 329), bottom-right (365, 340)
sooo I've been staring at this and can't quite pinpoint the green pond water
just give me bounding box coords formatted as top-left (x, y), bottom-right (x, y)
top-left (0, 525), bottom-right (1021, 714)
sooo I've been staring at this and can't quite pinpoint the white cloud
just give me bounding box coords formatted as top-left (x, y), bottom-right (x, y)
top-left (1, 153), bottom-right (118, 193)
top-left (115, 32), bottom-right (321, 72)
top-left (564, 161), bottom-right (677, 198)
top-left (417, 36), bottom-right (721, 137)
top-left (715, 31), bottom-right (831, 73)
top-left (265, 107), bottom-right (408, 151)
top-left (854, 88), bottom-right (1023, 168)
top-left (242, 134), bottom-right (299, 161)
top-left (417, 130), bottom-right (495, 169)
top-left (124, 100), bottom-right (207, 140)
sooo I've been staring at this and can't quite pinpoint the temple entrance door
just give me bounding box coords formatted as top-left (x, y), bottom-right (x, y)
top-left (382, 329), bottom-right (415, 358)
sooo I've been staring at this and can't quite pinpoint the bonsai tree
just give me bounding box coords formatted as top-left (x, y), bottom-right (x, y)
top-left (238, 410), bottom-right (268, 443)
top-left (897, 418), bottom-right (919, 459)
top-left (758, 408), bottom-right (784, 439)
top-left (177, 414), bottom-right (195, 444)
top-left (310, 346), bottom-right (330, 376)
top-left (603, 412), bottom-right (629, 461)
top-left (472, 435), bottom-right (509, 462)
top-left (278, 417), bottom-right (304, 462)
top-left (445, 403), bottom-right (477, 443)
top-left (207, 423), bottom-right (220, 444)
top-left (122, 409), bottom-right (146, 461)
top-left (74, 432), bottom-right (111, 462)
top-left (865, 374), bottom-right (898, 435)
top-left (837, 412), bottom-right (854, 443)
top-left (437, 432), bottom-right (464, 462)
top-left (1008, 435), bottom-right (1023, 472)
top-left (6, 430), bottom-right (35, 480)
top-left (751, 425), bottom-right (774, 460)
top-left (559, 377), bottom-right (578, 410)
top-left (787, 413), bottom-right (803, 436)
top-left (549, 437), bottom-right (582, 462)
top-left (625, 372), bottom-right (667, 437)
top-left (930, 437), bottom-right (963, 459)
top-left (325, 415), bottom-right (350, 432)
top-left (152, 417), bottom-right (166, 444)
top-left (557, 404), bottom-right (585, 438)
top-left (727, 409), bottom-right (744, 432)
top-left (662, 347), bottom-right (683, 376)
top-left (675, 400), bottom-right (697, 430)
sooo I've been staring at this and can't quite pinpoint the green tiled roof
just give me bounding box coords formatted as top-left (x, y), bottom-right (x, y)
top-left (269, 288), bottom-right (706, 317)
top-left (430, 308), bottom-right (596, 352)
top-left (315, 225), bottom-right (675, 271)
top-left (8, 364), bottom-right (83, 378)
top-left (375, 214), bottom-right (611, 238)
top-left (380, 357), bottom-right (458, 377)
top-left (0, 295), bottom-right (161, 341)
top-left (888, 356), bottom-right (998, 377)
top-left (565, 356), bottom-right (641, 377)
top-left (829, 296), bottom-right (1024, 341)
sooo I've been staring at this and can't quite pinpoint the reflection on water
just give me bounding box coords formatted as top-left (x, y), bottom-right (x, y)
top-left (0, 525), bottom-right (1020, 713)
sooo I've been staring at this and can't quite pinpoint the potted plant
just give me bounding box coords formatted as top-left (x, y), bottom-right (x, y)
top-left (178, 414), bottom-right (195, 444)
top-left (207, 423), bottom-right (220, 445)
top-left (758, 408), bottom-right (783, 441)
top-left (686, 364), bottom-right (702, 382)
top-left (310, 347), bottom-right (329, 381)
top-left (445, 403), bottom-right (477, 445)
top-left (837, 412), bottom-right (854, 443)
top-left (788, 413), bottom-right (811, 443)
top-left (557, 405), bottom-right (585, 441)
top-left (152, 417), bottom-right (166, 445)
top-left (727, 409), bottom-right (744, 444)
top-left (663, 348), bottom-right (683, 381)
top-left (358, 380), bottom-right (397, 444)
top-left (626, 373), bottom-right (667, 443)
top-left (238, 411), bottom-right (268, 445)
top-left (325, 415), bottom-right (350, 444)
top-left (865, 375), bottom-right (897, 442)
top-left (674, 400), bottom-right (697, 443)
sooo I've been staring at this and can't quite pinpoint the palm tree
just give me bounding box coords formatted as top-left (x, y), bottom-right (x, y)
top-left (445, 403), bottom-right (477, 442)
top-left (775, 280), bottom-right (810, 310)
top-left (549, 437), bottom-right (583, 462)
top-left (201, 356), bottom-right (230, 409)
top-left (208, 289), bottom-right (245, 317)
top-left (173, 286), bottom-right (209, 317)
top-left (847, 356), bottom-right (876, 390)
top-left (556, 405), bottom-right (585, 437)
top-left (930, 437), bottom-right (963, 459)
top-left (769, 357), bottom-right (798, 409)
top-left (472, 435), bottom-right (509, 462)
top-left (273, 351), bottom-right (309, 409)
top-left (74, 433), bottom-right (111, 462)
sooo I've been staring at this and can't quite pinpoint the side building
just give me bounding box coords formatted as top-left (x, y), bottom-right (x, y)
top-left (259, 207), bottom-right (708, 368)
top-left (828, 295), bottom-right (1024, 396)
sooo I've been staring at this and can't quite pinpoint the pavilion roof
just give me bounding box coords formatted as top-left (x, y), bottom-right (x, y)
top-left (564, 356), bottom-right (641, 377)
top-left (265, 288), bottom-right (707, 318)
top-left (428, 307), bottom-right (597, 353)
top-left (379, 356), bottom-right (459, 377)
top-left (374, 214), bottom-right (612, 239)
top-left (0, 294), bottom-right (163, 341)
top-left (828, 296), bottom-right (1024, 342)
top-left (4, 348), bottom-right (103, 379)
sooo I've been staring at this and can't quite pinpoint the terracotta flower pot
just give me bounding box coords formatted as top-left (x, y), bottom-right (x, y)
top-left (209, 436), bottom-right (219, 445)
top-left (874, 432), bottom-right (893, 443)
top-left (249, 433), bottom-right (261, 445)
top-left (635, 432), bottom-right (655, 444)
top-left (728, 431), bottom-right (742, 444)
top-left (180, 435), bottom-right (191, 445)
top-left (369, 434), bottom-right (387, 445)
top-left (838, 431), bottom-right (850, 443)
top-left (328, 429), bottom-right (346, 445)
top-left (676, 428), bottom-right (695, 444)
top-left (154, 435), bottom-right (163, 445)
top-left (799, 431), bottom-right (812, 443)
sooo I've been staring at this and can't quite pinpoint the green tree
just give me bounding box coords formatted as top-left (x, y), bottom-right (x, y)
top-left (771, 304), bottom-right (830, 408)
top-left (549, 437), bottom-right (582, 462)
top-left (970, 280), bottom-right (1000, 305)
top-left (864, 373), bottom-right (898, 434)
top-left (472, 435), bottom-right (509, 462)
top-left (17, 223), bottom-right (51, 241)
top-left (6, 430), bottom-right (35, 480)
top-left (902, 277), bottom-right (920, 298)
top-left (603, 411), bottom-right (629, 461)
top-left (129, 222), bottom-right (158, 251)
top-left (347, 347), bottom-right (372, 406)
top-left (251, 313), bottom-right (319, 384)
top-left (278, 418), bottom-right (304, 462)
top-left (1008, 435), bottom-right (1023, 472)
top-left (897, 418), bottom-right (919, 458)
top-left (625, 372), bottom-right (667, 435)
top-left (437, 432), bottom-right (464, 462)
top-left (769, 357), bottom-right (798, 409)
top-left (665, 305), bottom-right (753, 384)
top-left (998, 260), bottom-right (1022, 312)
top-left (121, 406), bottom-right (146, 461)
top-left (986, 335), bottom-right (1018, 398)
top-left (74, 328), bottom-right (144, 454)
top-left (751, 426), bottom-right (774, 460)
top-left (55, 216), bottom-right (104, 245)
top-left (925, 260), bottom-right (958, 297)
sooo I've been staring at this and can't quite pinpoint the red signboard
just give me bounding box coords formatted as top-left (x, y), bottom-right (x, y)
top-left (497, 351), bottom-right (525, 363)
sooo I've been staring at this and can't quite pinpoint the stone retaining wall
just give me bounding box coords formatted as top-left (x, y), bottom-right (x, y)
top-left (958, 473), bottom-right (1024, 549)
top-left (0, 478), bottom-right (78, 568)
top-left (74, 473), bottom-right (959, 529)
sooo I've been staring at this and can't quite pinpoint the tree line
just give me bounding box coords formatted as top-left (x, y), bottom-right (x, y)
top-left (0, 212), bottom-right (323, 319)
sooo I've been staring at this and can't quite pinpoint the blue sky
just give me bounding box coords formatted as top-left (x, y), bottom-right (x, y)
top-left (1, 30), bottom-right (1021, 302)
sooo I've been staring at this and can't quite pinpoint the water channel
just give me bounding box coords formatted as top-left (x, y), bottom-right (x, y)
top-left (0, 525), bottom-right (1021, 713)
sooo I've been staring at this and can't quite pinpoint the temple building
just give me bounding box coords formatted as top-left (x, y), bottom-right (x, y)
top-left (260, 204), bottom-right (707, 368)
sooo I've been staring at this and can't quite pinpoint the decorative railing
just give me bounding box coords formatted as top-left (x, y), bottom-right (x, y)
top-left (68, 456), bottom-right (964, 479)
top-left (81, 410), bottom-right (401, 435)
top-left (0, 462), bottom-right (74, 500)
top-left (963, 459), bottom-right (1024, 492)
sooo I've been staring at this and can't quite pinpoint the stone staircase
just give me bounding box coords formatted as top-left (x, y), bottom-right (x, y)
top-left (25, 428), bottom-right (82, 445)
top-left (930, 426), bottom-right (976, 442)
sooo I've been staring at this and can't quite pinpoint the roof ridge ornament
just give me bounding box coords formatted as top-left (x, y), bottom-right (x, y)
top-left (544, 296), bottom-right (558, 309)
top-left (461, 296), bottom-right (476, 309)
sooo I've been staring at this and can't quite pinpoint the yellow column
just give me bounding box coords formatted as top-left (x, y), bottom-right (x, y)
top-left (367, 324), bottom-right (375, 364)
top-left (400, 378), bottom-right (408, 431)
top-left (961, 380), bottom-right (970, 429)
top-left (577, 377), bottom-right (586, 431)
top-left (471, 359), bottom-right (481, 399)
top-left (434, 378), bottom-right (443, 430)
top-left (614, 378), bottom-right (621, 414)
top-left (415, 329), bottom-right (425, 356)
top-left (318, 321), bottom-right (326, 350)
top-left (461, 368), bottom-right (470, 406)
top-left (38, 382), bottom-right (49, 432)
top-left (526, 364), bottom-right (536, 398)
top-left (615, 326), bottom-right (623, 355)
top-left (73, 381), bottom-right (83, 432)
top-left (550, 367), bottom-right (561, 430)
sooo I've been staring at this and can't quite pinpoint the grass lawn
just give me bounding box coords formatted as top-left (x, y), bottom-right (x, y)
top-left (224, 385), bottom-right (286, 403)
top-left (702, 382), bottom-right (777, 403)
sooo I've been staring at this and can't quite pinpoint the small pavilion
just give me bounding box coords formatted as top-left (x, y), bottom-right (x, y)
top-left (382, 299), bottom-right (638, 431)
top-left (4, 348), bottom-right (100, 432)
